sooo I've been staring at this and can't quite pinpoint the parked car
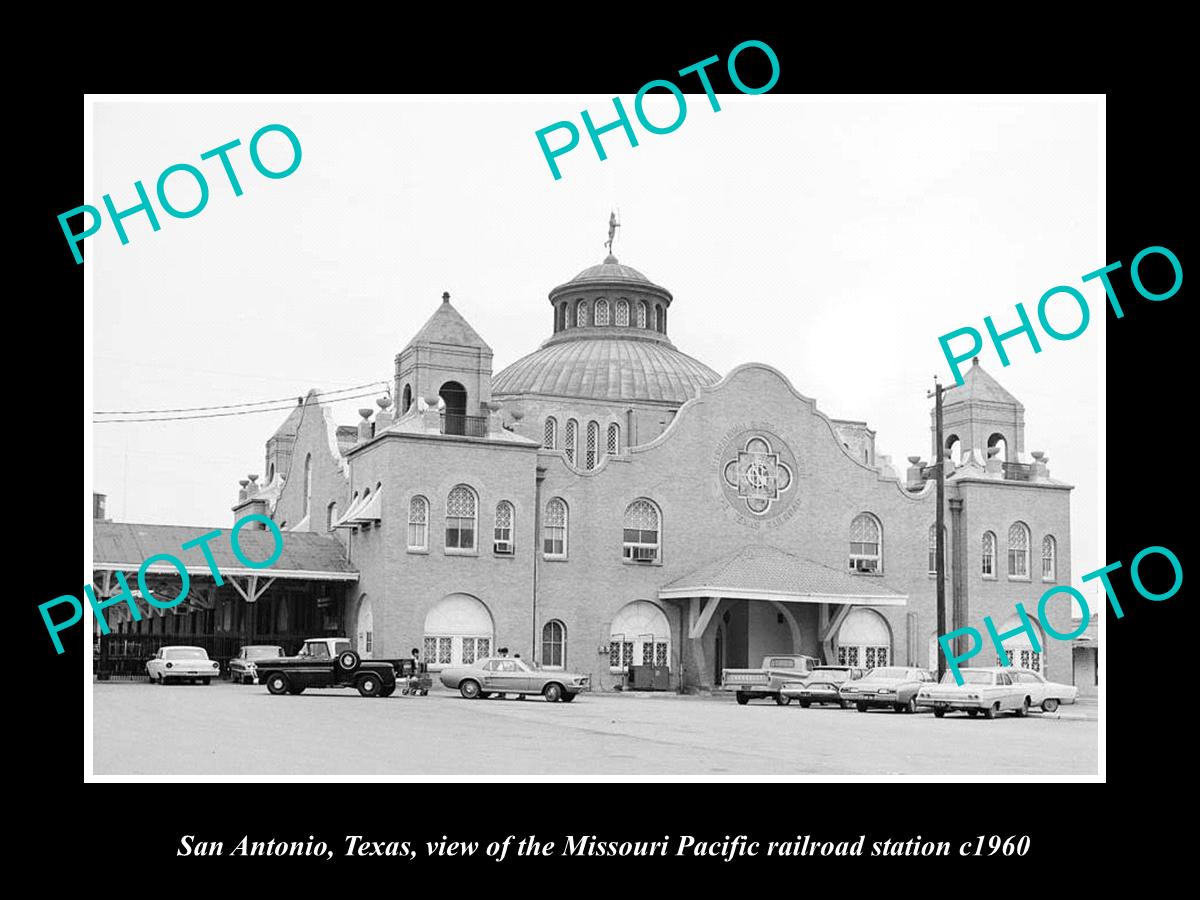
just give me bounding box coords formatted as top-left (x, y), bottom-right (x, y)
top-left (254, 637), bottom-right (417, 698)
top-left (839, 666), bottom-right (933, 712)
top-left (146, 646), bottom-right (221, 685)
top-left (915, 667), bottom-right (1030, 718)
top-left (229, 645), bottom-right (285, 685)
top-left (780, 666), bottom-right (866, 708)
top-left (722, 654), bottom-right (819, 705)
top-left (1002, 667), bottom-right (1078, 712)
top-left (438, 657), bottom-right (591, 702)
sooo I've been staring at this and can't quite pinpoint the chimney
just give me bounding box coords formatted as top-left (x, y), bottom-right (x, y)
top-left (93, 492), bottom-right (107, 521)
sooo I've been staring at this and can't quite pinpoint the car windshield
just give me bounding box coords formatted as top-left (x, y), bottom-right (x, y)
top-left (943, 670), bottom-right (993, 684)
top-left (164, 648), bottom-right (208, 660)
top-left (247, 647), bottom-right (283, 659)
top-left (861, 667), bottom-right (907, 680)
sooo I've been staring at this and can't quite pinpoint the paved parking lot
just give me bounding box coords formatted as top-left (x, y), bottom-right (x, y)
top-left (93, 682), bottom-right (1098, 776)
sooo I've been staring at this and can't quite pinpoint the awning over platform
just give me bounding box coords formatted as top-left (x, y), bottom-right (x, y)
top-left (658, 545), bottom-right (908, 606)
top-left (93, 521), bottom-right (358, 582)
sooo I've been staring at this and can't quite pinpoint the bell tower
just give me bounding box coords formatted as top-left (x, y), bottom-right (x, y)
top-left (934, 357), bottom-right (1025, 463)
top-left (394, 292), bottom-right (493, 423)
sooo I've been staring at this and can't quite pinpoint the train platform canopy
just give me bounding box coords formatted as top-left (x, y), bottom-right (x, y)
top-left (659, 545), bottom-right (907, 606)
top-left (92, 522), bottom-right (359, 582)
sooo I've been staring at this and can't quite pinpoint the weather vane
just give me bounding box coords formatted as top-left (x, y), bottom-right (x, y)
top-left (605, 211), bottom-right (620, 255)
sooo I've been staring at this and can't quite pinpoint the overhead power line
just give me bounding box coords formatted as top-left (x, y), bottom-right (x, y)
top-left (95, 381), bottom-right (389, 416)
top-left (94, 391), bottom-right (384, 427)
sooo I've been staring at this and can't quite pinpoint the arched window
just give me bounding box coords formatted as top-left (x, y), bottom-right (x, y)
top-left (1008, 521), bottom-right (1030, 578)
top-left (616, 299), bottom-right (629, 326)
top-left (303, 453), bottom-right (312, 519)
top-left (928, 524), bottom-right (947, 576)
top-left (541, 620), bottom-right (566, 669)
top-left (423, 593), bottom-right (494, 670)
top-left (402, 384), bottom-right (413, 413)
top-left (607, 423), bottom-right (620, 456)
top-left (585, 420), bottom-right (600, 469)
top-left (326, 501), bottom-right (337, 532)
top-left (849, 513), bottom-right (882, 573)
top-left (623, 499), bottom-right (661, 562)
top-left (564, 419), bottom-right (578, 465)
top-left (543, 416), bottom-right (558, 450)
top-left (494, 501), bottom-right (514, 555)
top-left (637, 300), bottom-right (647, 329)
top-left (946, 434), bottom-right (962, 465)
top-left (837, 608), bottom-right (891, 669)
top-left (1041, 534), bottom-right (1057, 582)
top-left (575, 299), bottom-right (588, 327)
top-left (988, 433), bottom-right (1008, 463)
top-left (407, 495), bottom-right (429, 551)
top-left (268, 462), bottom-right (275, 482)
top-left (543, 498), bottom-right (567, 558)
top-left (445, 485), bottom-right (478, 553)
top-left (982, 531), bottom-right (997, 577)
top-left (595, 298), bottom-right (610, 326)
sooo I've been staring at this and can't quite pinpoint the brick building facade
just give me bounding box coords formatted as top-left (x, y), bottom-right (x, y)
top-left (239, 245), bottom-right (1083, 693)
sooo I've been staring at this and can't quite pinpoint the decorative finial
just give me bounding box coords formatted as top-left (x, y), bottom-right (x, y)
top-left (604, 210), bottom-right (620, 258)
top-left (442, 291), bottom-right (450, 304)
top-left (972, 356), bottom-right (979, 366)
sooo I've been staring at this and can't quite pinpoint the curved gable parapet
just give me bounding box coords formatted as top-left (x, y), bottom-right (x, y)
top-left (321, 404), bottom-right (351, 479)
top-left (630, 361), bottom-right (932, 501)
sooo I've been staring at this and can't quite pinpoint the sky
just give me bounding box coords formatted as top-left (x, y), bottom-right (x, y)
top-left (90, 96), bottom-right (1100, 589)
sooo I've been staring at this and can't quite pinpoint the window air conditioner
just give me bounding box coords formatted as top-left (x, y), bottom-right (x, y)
top-left (631, 547), bottom-right (657, 562)
top-left (494, 540), bottom-right (513, 555)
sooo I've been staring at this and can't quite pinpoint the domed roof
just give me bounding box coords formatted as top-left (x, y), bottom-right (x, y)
top-left (492, 337), bottom-right (720, 403)
top-left (568, 254), bottom-right (652, 285)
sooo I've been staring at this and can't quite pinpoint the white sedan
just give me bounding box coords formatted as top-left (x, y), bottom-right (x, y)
top-left (1002, 666), bottom-right (1078, 713)
top-left (146, 646), bottom-right (221, 685)
top-left (915, 668), bottom-right (1029, 718)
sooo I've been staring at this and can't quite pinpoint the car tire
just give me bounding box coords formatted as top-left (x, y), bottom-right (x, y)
top-left (774, 694), bottom-right (791, 706)
top-left (904, 697), bottom-right (917, 714)
top-left (460, 679), bottom-right (481, 700)
top-left (379, 684), bottom-right (395, 697)
top-left (983, 703), bottom-right (998, 719)
top-left (735, 693), bottom-right (750, 706)
top-left (543, 683), bottom-right (564, 703)
top-left (839, 700), bottom-right (851, 709)
top-left (967, 710), bottom-right (979, 718)
top-left (266, 673), bottom-right (289, 695)
top-left (933, 709), bottom-right (946, 718)
top-left (336, 650), bottom-right (361, 673)
top-left (202, 678), bottom-right (211, 686)
top-left (356, 674), bottom-right (382, 697)
top-left (1042, 698), bottom-right (1060, 713)
top-left (856, 702), bottom-right (868, 713)
top-left (893, 703), bottom-right (905, 713)
top-left (1015, 697), bottom-right (1031, 717)
top-left (799, 701), bottom-right (811, 709)
top-left (561, 692), bottom-right (577, 703)
top-left (287, 685), bottom-right (306, 695)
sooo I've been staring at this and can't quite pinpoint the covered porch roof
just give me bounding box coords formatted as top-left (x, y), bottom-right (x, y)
top-left (658, 545), bottom-right (908, 606)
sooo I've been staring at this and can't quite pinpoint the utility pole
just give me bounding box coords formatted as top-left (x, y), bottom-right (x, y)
top-left (927, 377), bottom-right (947, 682)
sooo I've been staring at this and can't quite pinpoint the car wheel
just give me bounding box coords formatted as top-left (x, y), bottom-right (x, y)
top-left (799, 701), bottom-right (811, 709)
top-left (287, 685), bottom-right (306, 695)
top-left (202, 677), bottom-right (211, 686)
top-left (336, 650), bottom-right (361, 673)
top-left (856, 702), bottom-right (868, 713)
top-left (933, 709), bottom-right (946, 718)
top-left (543, 683), bottom-right (564, 703)
top-left (905, 697), bottom-right (917, 714)
top-left (735, 693), bottom-right (750, 706)
top-left (419, 689), bottom-right (428, 696)
top-left (1015, 697), bottom-right (1030, 717)
top-left (893, 703), bottom-right (905, 713)
top-left (839, 700), bottom-right (851, 709)
top-left (774, 694), bottom-right (791, 706)
top-left (356, 674), bottom-right (381, 697)
top-left (460, 679), bottom-right (481, 700)
top-left (983, 703), bottom-right (998, 719)
top-left (561, 692), bottom-right (577, 703)
top-left (379, 684), bottom-right (395, 697)
top-left (1042, 698), bottom-right (1060, 713)
top-left (266, 673), bottom-right (289, 695)
top-left (967, 710), bottom-right (979, 718)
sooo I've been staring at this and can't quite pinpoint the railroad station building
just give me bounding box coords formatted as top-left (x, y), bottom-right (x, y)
top-left (99, 232), bottom-right (1090, 693)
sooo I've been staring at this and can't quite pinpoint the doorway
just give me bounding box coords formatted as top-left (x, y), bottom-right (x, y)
top-left (440, 381), bottom-right (467, 435)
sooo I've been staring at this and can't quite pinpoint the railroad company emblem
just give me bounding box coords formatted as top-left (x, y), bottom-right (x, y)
top-left (719, 433), bottom-right (796, 518)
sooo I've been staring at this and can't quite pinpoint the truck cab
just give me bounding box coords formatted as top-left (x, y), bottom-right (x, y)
top-left (722, 654), bottom-right (819, 705)
top-left (293, 638), bottom-right (353, 660)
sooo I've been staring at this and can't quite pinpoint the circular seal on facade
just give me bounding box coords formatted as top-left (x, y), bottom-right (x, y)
top-left (717, 429), bottom-right (799, 521)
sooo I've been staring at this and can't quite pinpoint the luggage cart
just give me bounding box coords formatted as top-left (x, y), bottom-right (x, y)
top-left (401, 660), bottom-right (433, 695)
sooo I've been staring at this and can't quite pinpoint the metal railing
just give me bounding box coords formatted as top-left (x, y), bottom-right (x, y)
top-left (1002, 462), bottom-right (1035, 482)
top-left (440, 412), bottom-right (488, 437)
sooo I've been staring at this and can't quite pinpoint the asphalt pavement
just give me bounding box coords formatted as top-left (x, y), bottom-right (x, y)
top-left (92, 681), bottom-right (1098, 776)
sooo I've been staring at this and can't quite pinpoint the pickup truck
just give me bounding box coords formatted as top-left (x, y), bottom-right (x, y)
top-left (255, 637), bottom-right (423, 698)
top-left (722, 654), bottom-right (819, 705)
